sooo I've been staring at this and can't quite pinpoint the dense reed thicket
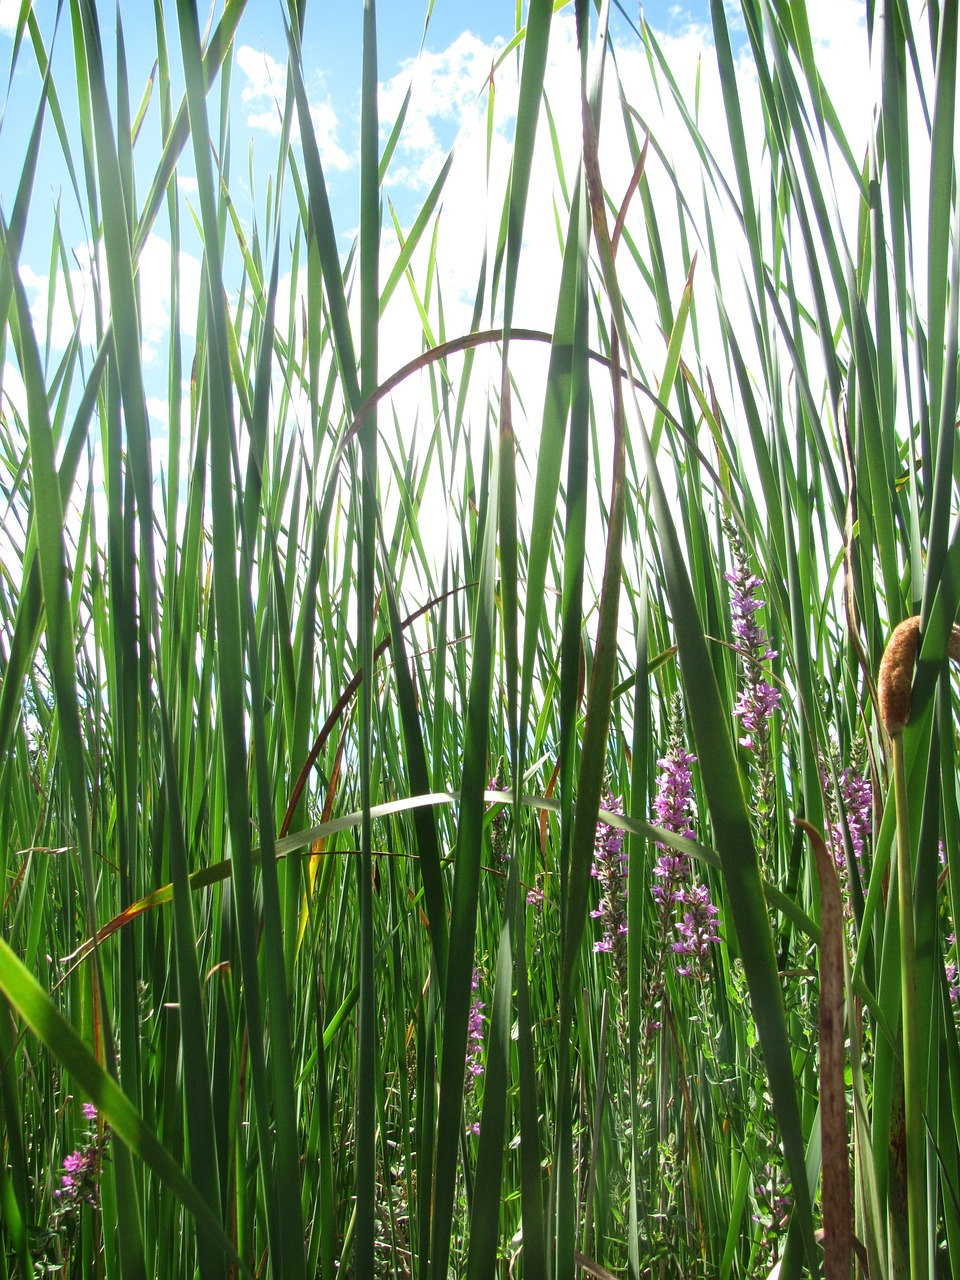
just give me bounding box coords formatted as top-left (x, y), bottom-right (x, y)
top-left (0, 0), bottom-right (957, 1276)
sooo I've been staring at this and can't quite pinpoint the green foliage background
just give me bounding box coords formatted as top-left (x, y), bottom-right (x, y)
top-left (0, 0), bottom-right (957, 1277)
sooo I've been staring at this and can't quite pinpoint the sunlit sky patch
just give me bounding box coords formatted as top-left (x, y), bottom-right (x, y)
top-left (0, 0), bottom-right (888, 531)
top-left (0, 1), bottom-right (713, 280)
top-left (0, 3), bottom-right (670, 440)
top-left (0, 0), bottom-right (916, 645)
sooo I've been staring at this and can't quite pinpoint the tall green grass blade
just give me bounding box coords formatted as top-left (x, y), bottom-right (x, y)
top-left (285, 20), bottom-right (361, 415)
top-left (554, 338), bottom-right (625, 1279)
top-left (155, 690), bottom-right (226, 1279)
top-left (0, 998), bottom-right (33, 1278)
top-left (925, 0), bottom-right (957, 459)
top-left (519, 178), bottom-right (588, 755)
top-left (493, 0), bottom-right (553, 339)
top-left (176, 2), bottom-right (304, 1274)
top-left (76, 0), bottom-right (158, 620)
top-left (635, 284), bottom-right (820, 1272)
top-left (355, 3), bottom-right (380, 1272)
top-left (430, 437), bottom-right (499, 1280)
top-left (4, 229), bottom-right (146, 1275)
top-left (0, 935), bottom-right (248, 1275)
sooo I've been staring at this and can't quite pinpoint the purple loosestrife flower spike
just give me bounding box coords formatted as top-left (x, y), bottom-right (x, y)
top-left (651, 725), bottom-right (696, 915)
top-left (824, 763), bottom-right (872, 874)
top-left (672, 884), bottom-right (720, 977)
top-left (724, 520), bottom-right (779, 860)
top-left (591, 792), bottom-right (628, 991)
top-left (947, 935), bottom-right (959, 1008)
top-left (652, 749), bottom-right (697, 840)
top-left (464, 968), bottom-right (485, 1135)
top-left (467, 968), bottom-right (484, 1078)
top-left (650, 706), bottom-right (720, 981)
top-left (55, 1145), bottom-right (101, 1210)
top-left (724, 555), bottom-right (781, 747)
top-left (488, 773), bottom-right (509, 865)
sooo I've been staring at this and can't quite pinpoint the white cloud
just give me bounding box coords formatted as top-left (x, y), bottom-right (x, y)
top-left (2, 1), bottom-right (920, 592)
top-left (366, 0), bottom-right (892, 577)
top-left (136, 235), bottom-right (203, 362)
top-left (16, 235), bottom-right (202, 365)
top-left (236, 44), bottom-right (351, 171)
top-left (0, 0), bottom-right (19, 37)
top-left (0, 360), bottom-right (26, 420)
top-left (379, 32), bottom-right (509, 191)
top-left (17, 250), bottom-right (102, 351)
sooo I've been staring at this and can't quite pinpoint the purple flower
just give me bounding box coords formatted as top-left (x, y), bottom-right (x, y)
top-left (55, 1145), bottom-right (101, 1209)
top-left (732, 678), bottom-right (781, 742)
top-left (831, 767), bottom-right (872, 874)
top-left (672, 884), bottom-right (720, 977)
top-left (651, 722), bottom-right (719, 980)
top-left (651, 851), bottom-right (687, 909)
top-left (52, 1100), bottom-right (110, 1218)
top-left (464, 968), bottom-right (485, 1136)
top-left (467, 969), bottom-right (484, 1078)
top-left (755, 1162), bottom-right (792, 1234)
top-left (591, 793), bottom-right (628, 983)
top-left (488, 773), bottom-right (509, 864)
top-left (723, 523), bottom-right (781, 868)
top-left (653, 749), bottom-right (697, 840)
top-left (724, 530), bottom-right (780, 749)
top-left (821, 755), bottom-right (873, 904)
top-left (651, 738), bottom-right (695, 908)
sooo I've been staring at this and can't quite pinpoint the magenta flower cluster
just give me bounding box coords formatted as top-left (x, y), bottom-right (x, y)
top-left (651, 746), bottom-right (697, 913)
top-left (651, 735), bottom-right (719, 978)
top-left (725, 543), bottom-right (780, 748)
top-left (466, 969), bottom-right (484, 1135)
top-left (826, 765), bottom-right (872, 876)
top-left (755, 1161), bottom-right (792, 1235)
top-left (944, 928), bottom-right (959, 1008)
top-left (672, 883), bottom-right (721, 978)
top-left (588, 792), bottom-right (631, 1014)
top-left (467, 968), bottom-right (484, 1078)
top-left (591, 792), bottom-right (628, 964)
top-left (488, 775), bottom-right (509, 865)
top-left (526, 879), bottom-right (545, 908)
top-left (55, 1102), bottom-right (105, 1213)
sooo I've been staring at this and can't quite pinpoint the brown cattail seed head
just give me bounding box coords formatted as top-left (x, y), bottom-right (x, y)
top-left (878, 617), bottom-right (920, 737)
top-left (878, 617), bottom-right (960, 736)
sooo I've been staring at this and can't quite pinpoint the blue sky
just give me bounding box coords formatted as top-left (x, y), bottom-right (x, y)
top-left (0, 0), bottom-right (730, 411)
top-left (0, 0), bottom-right (712, 282)
top-left (0, 0), bottom-right (882, 528)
